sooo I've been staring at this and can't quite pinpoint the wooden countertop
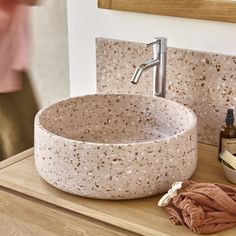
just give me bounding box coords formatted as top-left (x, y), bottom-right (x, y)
top-left (0, 144), bottom-right (235, 236)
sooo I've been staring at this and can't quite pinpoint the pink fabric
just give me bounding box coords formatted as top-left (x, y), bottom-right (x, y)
top-left (164, 181), bottom-right (236, 234)
top-left (0, 0), bottom-right (29, 93)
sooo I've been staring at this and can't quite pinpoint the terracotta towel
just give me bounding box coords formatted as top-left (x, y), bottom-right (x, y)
top-left (0, 0), bottom-right (29, 93)
top-left (161, 181), bottom-right (236, 234)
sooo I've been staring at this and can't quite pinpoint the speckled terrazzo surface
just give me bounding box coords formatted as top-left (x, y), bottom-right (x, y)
top-left (96, 38), bottom-right (236, 146)
top-left (34, 94), bottom-right (197, 199)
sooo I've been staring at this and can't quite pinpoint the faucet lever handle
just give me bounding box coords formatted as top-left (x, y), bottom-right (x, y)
top-left (145, 37), bottom-right (167, 53)
top-left (145, 41), bottom-right (157, 48)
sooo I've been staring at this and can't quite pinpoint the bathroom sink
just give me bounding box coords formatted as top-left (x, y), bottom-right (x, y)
top-left (34, 94), bottom-right (197, 199)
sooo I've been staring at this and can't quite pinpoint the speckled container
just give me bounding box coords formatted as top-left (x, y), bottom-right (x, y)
top-left (96, 38), bottom-right (236, 146)
top-left (34, 94), bottom-right (197, 199)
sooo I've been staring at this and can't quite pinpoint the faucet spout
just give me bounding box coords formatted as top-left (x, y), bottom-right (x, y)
top-left (131, 65), bottom-right (144, 84)
top-left (131, 59), bottom-right (159, 84)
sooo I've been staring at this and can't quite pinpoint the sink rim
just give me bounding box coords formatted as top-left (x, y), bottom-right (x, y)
top-left (35, 93), bottom-right (197, 146)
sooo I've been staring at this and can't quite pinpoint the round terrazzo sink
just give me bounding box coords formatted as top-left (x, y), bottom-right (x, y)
top-left (34, 94), bottom-right (198, 199)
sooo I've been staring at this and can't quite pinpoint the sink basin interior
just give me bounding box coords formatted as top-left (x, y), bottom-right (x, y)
top-left (39, 94), bottom-right (195, 144)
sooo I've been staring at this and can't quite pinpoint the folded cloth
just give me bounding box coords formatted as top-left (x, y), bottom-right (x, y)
top-left (160, 180), bottom-right (236, 234)
top-left (0, 0), bottom-right (29, 93)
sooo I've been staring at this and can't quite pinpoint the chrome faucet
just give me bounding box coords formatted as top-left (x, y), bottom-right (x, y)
top-left (131, 37), bottom-right (167, 98)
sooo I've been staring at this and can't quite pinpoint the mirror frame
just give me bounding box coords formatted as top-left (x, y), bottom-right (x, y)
top-left (98, 0), bottom-right (236, 23)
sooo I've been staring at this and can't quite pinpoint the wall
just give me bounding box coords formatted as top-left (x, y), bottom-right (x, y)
top-left (30, 0), bottom-right (70, 107)
top-left (67, 0), bottom-right (236, 97)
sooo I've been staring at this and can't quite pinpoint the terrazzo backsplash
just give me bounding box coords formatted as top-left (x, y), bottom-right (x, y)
top-left (96, 38), bottom-right (236, 146)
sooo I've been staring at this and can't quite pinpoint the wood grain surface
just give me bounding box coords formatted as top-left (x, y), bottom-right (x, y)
top-left (0, 143), bottom-right (235, 235)
top-left (98, 0), bottom-right (236, 23)
top-left (0, 190), bottom-right (130, 236)
top-left (0, 148), bottom-right (33, 170)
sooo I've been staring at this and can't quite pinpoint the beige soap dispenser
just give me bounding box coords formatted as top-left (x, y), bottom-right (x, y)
top-left (219, 108), bottom-right (236, 161)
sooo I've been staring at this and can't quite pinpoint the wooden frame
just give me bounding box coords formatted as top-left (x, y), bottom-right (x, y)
top-left (98, 0), bottom-right (236, 23)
